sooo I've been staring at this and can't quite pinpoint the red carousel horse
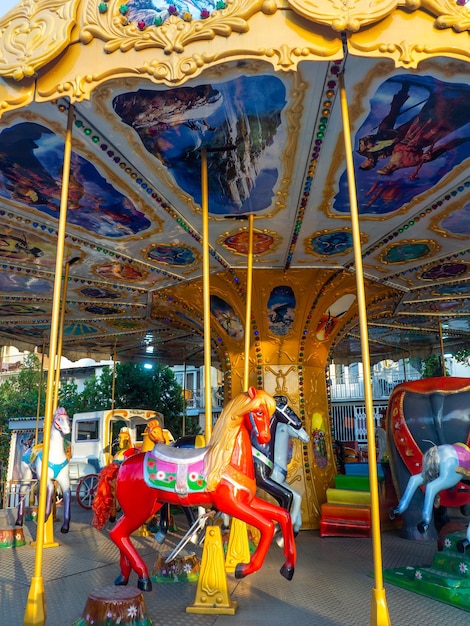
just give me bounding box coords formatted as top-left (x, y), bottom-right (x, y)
top-left (92, 387), bottom-right (297, 592)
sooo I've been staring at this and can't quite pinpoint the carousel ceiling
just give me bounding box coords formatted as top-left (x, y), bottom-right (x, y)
top-left (0, 0), bottom-right (470, 367)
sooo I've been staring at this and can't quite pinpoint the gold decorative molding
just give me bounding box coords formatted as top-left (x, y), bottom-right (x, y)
top-left (288, 0), bottom-right (399, 32)
top-left (80, 0), bottom-right (277, 55)
top-left (287, 0), bottom-right (470, 34)
top-left (0, 0), bottom-right (80, 80)
top-left (0, 80), bottom-right (35, 114)
top-left (348, 8), bottom-right (470, 68)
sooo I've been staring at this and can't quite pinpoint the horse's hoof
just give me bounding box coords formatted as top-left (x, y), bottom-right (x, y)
top-left (280, 564), bottom-right (294, 581)
top-left (389, 507), bottom-right (398, 520)
top-left (114, 574), bottom-right (129, 586)
top-left (293, 530), bottom-right (299, 537)
top-left (109, 515), bottom-right (116, 523)
top-left (60, 526), bottom-right (69, 534)
top-left (234, 563), bottom-right (249, 579)
top-left (138, 578), bottom-right (152, 592)
top-left (417, 521), bottom-right (428, 534)
top-left (457, 539), bottom-right (470, 554)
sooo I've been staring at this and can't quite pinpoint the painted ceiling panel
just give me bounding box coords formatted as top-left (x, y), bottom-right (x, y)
top-left (0, 1), bottom-right (470, 366)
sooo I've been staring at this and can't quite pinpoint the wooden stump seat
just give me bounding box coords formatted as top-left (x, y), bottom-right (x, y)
top-left (72, 585), bottom-right (151, 626)
top-left (0, 526), bottom-right (26, 548)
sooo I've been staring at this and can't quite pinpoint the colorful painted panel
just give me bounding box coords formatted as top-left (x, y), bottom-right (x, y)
top-left (210, 295), bottom-right (244, 339)
top-left (380, 241), bottom-right (435, 264)
top-left (127, 0), bottom-right (222, 25)
top-left (221, 230), bottom-right (277, 255)
top-left (267, 286), bottom-right (296, 336)
top-left (0, 122), bottom-right (150, 237)
top-left (306, 230), bottom-right (353, 256)
top-left (93, 262), bottom-right (148, 282)
top-left (80, 286), bottom-right (121, 299)
top-left (316, 294), bottom-right (356, 341)
top-left (146, 243), bottom-right (197, 266)
top-left (419, 262), bottom-right (468, 281)
top-left (334, 76), bottom-right (470, 216)
top-left (0, 226), bottom-right (59, 267)
top-left (439, 199), bottom-right (470, 237)
top-left (0, 303), bottom-right (48, 316)
top-left (0, 273), bottom-right (51, 294)
top-left (113, 75), bottom-right (287, 215)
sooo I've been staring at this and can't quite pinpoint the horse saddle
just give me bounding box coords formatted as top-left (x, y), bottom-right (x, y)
top-left (144, 444), bottom-right (207, 494)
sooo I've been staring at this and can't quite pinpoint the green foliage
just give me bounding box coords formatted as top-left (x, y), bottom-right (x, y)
top-left (113, 363), bottom-right (186, 438)
top-left (421, 354), bottom-right (448, 378)
top-left (0, 356), bottom-right (190, 474)
top-left (454, 348), bottom-right (470, 365)
top-left (0, 353), bottom-right (45, 470)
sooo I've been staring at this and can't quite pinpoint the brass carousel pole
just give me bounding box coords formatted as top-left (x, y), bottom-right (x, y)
top-left (24, 102), bottom-right (74, 626)
top-left (53, 256), bottom-right (80, 410)
top-left (201, 148), bottom-right (213, 441)
top-left (339, 72), bottom-right (391, 626)
top-left (35, 344), bottom-right (46, 446)
top-left (243, 215), bottom-right (254, 391)
top-left (438, 318), bottom-right (447, 376)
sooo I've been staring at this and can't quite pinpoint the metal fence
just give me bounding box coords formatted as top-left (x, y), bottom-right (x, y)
top-left (331, 403), bottom-right (388, 444)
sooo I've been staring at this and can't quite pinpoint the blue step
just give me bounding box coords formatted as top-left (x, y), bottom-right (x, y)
top-left (344, 462), bottom-right (385, 480)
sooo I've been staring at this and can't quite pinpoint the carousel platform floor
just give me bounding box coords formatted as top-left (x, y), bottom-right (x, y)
top-left (1, 501), bottom-right (469, 626)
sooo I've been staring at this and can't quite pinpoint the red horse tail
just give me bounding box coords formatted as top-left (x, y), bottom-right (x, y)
top-left (92, 463), bottom-right (119, 530)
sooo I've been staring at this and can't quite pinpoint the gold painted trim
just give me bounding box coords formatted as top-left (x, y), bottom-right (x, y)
top-left (80, 0), bottom-right (278, 55)
top-left (0, 0), bottom-right (80, 80)
top-left (287, 0), bottom-right (470, 35)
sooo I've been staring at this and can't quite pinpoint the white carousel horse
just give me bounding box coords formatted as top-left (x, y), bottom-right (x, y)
top-left (15, 407), bottom-right (72, 533)
top-left (270, 419), bottom-right (310, 533)
top-left (252, 396), bottom-right (310, 534)
top-left (390, 443), bottom-right (470, 553)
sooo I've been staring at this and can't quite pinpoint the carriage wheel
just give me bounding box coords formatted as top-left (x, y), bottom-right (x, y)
top-left (76, 474), bottom-right (99, 509)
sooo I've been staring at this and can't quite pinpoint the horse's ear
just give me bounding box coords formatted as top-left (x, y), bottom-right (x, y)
top-left (247, 386), bottom-right (257, 399)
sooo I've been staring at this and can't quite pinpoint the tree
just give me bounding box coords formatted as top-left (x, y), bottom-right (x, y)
top-left (0, 357), bottom-right (191, 475)
top-left (113, 362), bottom-right (187, 438)
top-left (421, 354), bottom-right (448, 378)
top-left (0, 353), bottom-right (45, 470)
top-left (455, 347), bottom-right (470, 366)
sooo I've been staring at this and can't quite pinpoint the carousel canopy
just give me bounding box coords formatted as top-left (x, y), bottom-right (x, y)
top-left (0, 0), bottom-right (469, 367)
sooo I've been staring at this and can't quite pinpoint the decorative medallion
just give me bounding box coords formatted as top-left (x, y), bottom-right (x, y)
top-left (221, 229), bottom-right (278, 256)
top-left (94, 262), bottom-right (147, 281)
top-left (419, 262), bottom-right (468, 281)
top-left (380, 240), bottom-right (437, 264)
top-left (306, 229), bottom-right (354, 256)
top-left (145, 243), bottom-right (198, 266)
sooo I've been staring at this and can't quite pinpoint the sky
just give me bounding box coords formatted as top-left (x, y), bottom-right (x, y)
top-left (2, 0), bottom-right (19, 17)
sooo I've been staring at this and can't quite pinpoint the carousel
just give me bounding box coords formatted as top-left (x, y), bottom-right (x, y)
top-left (1, 1), bottom-right (470, 624)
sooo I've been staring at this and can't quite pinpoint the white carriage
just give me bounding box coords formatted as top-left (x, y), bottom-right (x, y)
top-left (5, 408), bottom-right (165, 511)
top-left (70, 408), bottom-right (166, 508)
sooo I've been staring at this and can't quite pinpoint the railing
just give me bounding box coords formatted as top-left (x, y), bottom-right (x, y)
top-left (331, 403), bottom-right (388, 444)
top-left (330, 373), bottom-right (420, 400)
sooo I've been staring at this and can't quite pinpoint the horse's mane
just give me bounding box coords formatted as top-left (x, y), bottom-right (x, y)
top-left (205, 389), bottom-right (276, 491)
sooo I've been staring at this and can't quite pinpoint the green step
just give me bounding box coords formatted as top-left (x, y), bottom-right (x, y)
top-left (326, 488), bottom-right (371, 505)
top-left (334, 474), bottom-right (370, 491)
top-left (383, 531), bottom-right (470, 612)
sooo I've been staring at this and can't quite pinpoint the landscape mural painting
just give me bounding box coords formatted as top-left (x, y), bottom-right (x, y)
top-left (113, 75), bottom-right (287, 215)
top-left (0, 122), bottom-right (151, 237)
